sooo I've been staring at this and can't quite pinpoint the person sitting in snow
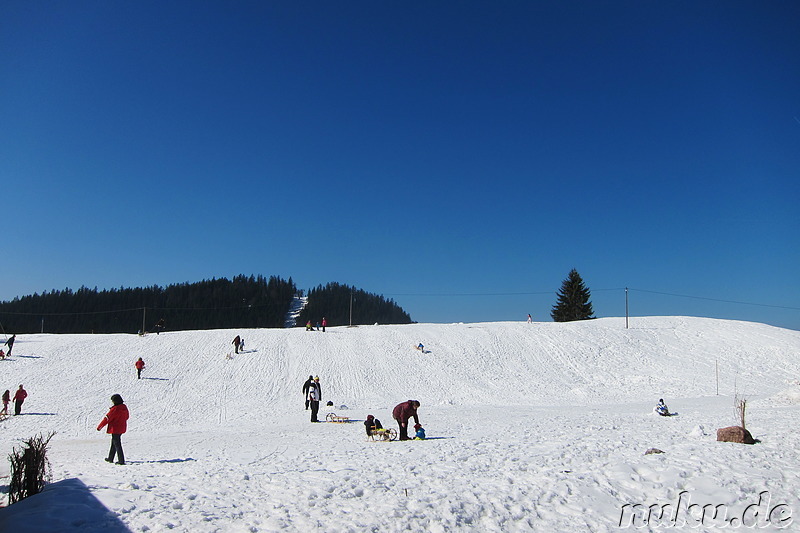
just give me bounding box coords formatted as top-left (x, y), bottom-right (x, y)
top-left (413, 423), bottom-right (426, 440)
top-left (655, 398), bottom-right (670, 416)
top-left (364, 414), bottom-right (383, 436)
top-left (416, 343), bottom-right (424, 352)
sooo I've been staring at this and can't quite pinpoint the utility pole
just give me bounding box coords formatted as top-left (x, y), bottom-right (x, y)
top-left (142, 307), bottom-right (146, 335)
top-left (349, 290), bottom-right (353, 327)
top-left (625, 287), bottom-right (629, 329)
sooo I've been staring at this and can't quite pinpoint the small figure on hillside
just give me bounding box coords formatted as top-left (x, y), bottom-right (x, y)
top-left (154, 319), bottom-right (165, 335)
top-left (135, 357), bottom-right (145, 379)
top-left (393, 400), bottom-right (421, 441)
top-left (232, 335), bottom-right (241, 354)
top-left (13, 384), bottom-right (27, 416)
top-left (655, 398), bottom-right (670, 416)
top-left (4, 334), bottom-right (16, 357)
top-left (315, 322), bottom-right (320, 331)
top-left (306, 321), bottom-right (314, 331)
top-left (239, 338), bottom-right (245, 352)
top-left (321, 317), bottom-right (327, 332)
top-left (308, 379), bottom-right (321, 423)
top-left (416, 343), bottom-right (424, 352)
top-left (97, 394), bottom-right (129, 465)
top-left (1, 389), bottom-right (9, 415)
top-left (527, 314), bottom-right (532, 323)
top-left (0, 349), bottom-right (5, 360)
top-left (364, 414), bottom-right (383, 436)
top-left (414, 423), bottom-right (426, 440)
top-left (302, 375), bottom-right (314, 410)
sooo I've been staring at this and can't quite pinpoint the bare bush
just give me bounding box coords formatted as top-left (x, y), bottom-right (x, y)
top-left (8, 432), bottom-right (55, 504)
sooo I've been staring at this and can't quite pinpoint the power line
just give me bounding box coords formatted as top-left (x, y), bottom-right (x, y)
top-left (627, 288), bottom-right (800, 311)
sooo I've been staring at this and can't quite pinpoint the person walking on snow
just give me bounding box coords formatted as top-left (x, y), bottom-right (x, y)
top-left (97, 394), bottom-right (129, 465)
top-left (13, 385), bottom-right (28, 415)
top-left (321, 317), bottom-right (327, 332)
top-left (308, 380), bottom-right (321, 422)
top-left (527, 314), bottom-right (532, 323)
top-left (302, 375), bottom-right (314, 410)
top-left (135, 357), bottom-right (145, 379)
top-left (392, 400), bottom-right (421, 441)
top-left (1, 389), bottom-right (9, 415)
top-left (232, 335), bottom-right (241, 354)
top-left (4, 334), bottom-right (16, 357)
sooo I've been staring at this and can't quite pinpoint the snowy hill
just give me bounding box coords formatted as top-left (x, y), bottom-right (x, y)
top-left (1, 317), bottom-right (799, 531)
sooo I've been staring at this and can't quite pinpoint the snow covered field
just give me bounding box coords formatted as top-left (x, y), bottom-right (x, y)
top-left (1, 317), bottom-right (799, 532)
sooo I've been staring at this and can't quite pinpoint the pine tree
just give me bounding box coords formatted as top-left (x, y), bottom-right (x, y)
top-left (550, 269), bottom-right (594, 322)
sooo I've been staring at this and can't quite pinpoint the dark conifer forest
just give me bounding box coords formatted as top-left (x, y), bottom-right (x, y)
top-left (0, 276), bottom-right (412, 334)
top-left (297, 282), bottom-right (412, 327)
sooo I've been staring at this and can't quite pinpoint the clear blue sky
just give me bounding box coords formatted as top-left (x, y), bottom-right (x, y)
top-left (2, 2), bottom-right (798, 329)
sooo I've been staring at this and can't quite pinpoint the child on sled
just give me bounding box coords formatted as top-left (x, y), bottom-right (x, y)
top-left (364, 414), bottom-right (383, 436)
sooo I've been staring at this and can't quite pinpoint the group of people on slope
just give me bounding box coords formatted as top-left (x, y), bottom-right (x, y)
top-left (232, 335), bottom-right (245, 354)
top-left (301, 374), bottom-right (425, 440)
top-left (306, 317), bottom-right (328, 332)
top-left (2, 384), bottom-right (27, 416)
top-left (365, 404), bottom-right (425, 440)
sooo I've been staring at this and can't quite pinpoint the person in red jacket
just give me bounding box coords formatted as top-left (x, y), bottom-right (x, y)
top-left (13, 385), bottom-right (27, 415)
top-left (135, 357), bottom-right (145, 379)
top-left (97, 394), bottom-right (129, 465)
top-left (392, 400), bottom-right (421, 441)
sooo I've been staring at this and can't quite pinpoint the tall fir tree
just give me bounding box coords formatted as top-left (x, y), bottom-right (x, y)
top-left (550, 269), bottom-right (595, 322)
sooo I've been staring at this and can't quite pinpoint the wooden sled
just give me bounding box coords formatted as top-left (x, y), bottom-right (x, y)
top-left (326, 412), bottom-right (350, 423)
top-left (367, 428), bottom-right (397, 442)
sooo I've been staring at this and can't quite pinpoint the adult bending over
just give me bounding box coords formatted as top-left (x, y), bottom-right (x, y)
top-left (392, 400), bottom-right (420, 441)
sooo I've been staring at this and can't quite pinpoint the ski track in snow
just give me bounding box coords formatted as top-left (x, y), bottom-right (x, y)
top-left (0, 317), bottom-right (799, 532)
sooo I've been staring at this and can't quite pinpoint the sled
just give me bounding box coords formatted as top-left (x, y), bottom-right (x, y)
top-left (326, 412), bottom-right (350, 423)
top-left (0, 412), bottom-right (9, 422)
top-left (367, 428), bottom-right (397, 442)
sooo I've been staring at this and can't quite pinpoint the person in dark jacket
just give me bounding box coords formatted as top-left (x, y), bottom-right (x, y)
top-left (2, 389), bottom-right (10, 415)
top-left (232, 335), bottom-right (241, 354)
top-left (364, 414), bottom-right (383, 436)
top-left (4, 334), bottom-right (16, 357)
top-left (392, 400), bottom-right (420, 441)
top-left (302, 375), bottom-right (314, 410)
top-left (97, 394), bottom-right (129, 465)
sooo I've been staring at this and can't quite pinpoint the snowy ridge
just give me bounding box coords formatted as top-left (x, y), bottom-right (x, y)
top-left (0, 317), bottom-right (799, 531)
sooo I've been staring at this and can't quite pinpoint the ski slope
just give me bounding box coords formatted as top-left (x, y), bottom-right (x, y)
top-left (1, 317), bottom-right (799, 531)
